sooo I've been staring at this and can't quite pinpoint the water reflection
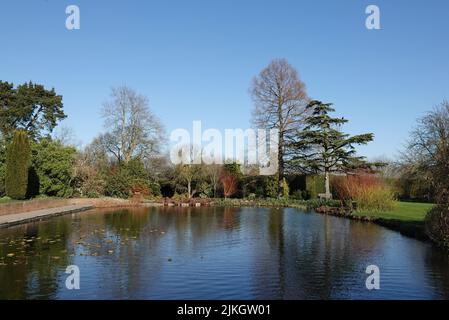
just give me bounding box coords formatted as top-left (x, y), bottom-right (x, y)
top-left (0, 220), bottom-right (73, 299)
top-left (0, 207), bottom-right (448, 299)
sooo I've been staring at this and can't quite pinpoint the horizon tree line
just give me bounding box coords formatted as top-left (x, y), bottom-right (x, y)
top-left (0, 59), bottom-right (403, 202)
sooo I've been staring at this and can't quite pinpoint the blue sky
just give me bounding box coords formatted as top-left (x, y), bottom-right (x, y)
top-left (0, 0), bottom-right (448, 160)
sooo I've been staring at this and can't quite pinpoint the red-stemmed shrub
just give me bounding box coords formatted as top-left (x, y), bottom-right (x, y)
top-left (221, 174), bottom-right (237, 199)
top-left (331, 174), bottom-right (395, 212)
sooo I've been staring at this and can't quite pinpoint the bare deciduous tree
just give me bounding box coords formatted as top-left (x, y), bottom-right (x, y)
top-left (204, 163), bottom-right (222, 198)
top-left (405, 101), bottom-right (449, 202)
top-left (100, 86), bottom-right (164, 163)
top-left (52, 126), bottom-right (80, 148)
top-left (175, 164), bottom-right (202, 199)
top-left (250, 58), bottom-right (309, 196)
top-left (405, 101), bottom-right (449, 249)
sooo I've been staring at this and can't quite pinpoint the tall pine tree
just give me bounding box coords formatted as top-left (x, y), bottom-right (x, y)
top-left (5, 130), bottom-right (31, 199)
top-left (289, 100), bottom-right (374, 199)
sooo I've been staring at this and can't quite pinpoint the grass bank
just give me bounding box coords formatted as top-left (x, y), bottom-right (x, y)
top-left (353, 201), bottom-right (434, 222)
top-left (216, 199), bottom-right (435, 242)
top-left (342, 202), bottom-right (435, 241)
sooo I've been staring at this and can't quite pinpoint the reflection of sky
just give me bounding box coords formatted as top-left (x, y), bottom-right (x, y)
top-left (372, 235), bottom-right (437, 299)
top-left (2, 207), bottom-right (449, 300)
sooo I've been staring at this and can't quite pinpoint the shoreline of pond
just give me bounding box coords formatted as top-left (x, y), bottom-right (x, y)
top-left (0, 197), bottom-right (433, 246)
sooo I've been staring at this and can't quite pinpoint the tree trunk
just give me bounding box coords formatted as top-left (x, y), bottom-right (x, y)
top-left (324, 171), bottom-right (331, 199)
top-left (277, 124), bottom-right (284, 198)
top-left (188, 180), bottom-right (191, 199)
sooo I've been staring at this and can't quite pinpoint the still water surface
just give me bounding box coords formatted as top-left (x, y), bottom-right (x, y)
top-left (0, 207), bottom-right (449, 299)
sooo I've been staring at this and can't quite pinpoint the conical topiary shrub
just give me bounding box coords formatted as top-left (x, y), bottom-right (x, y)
top-left (5, 130), bottom-right (31, 200)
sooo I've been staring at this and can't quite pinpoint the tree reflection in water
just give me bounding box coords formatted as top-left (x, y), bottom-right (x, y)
top-left (1, 207), bottom-right (449, 299)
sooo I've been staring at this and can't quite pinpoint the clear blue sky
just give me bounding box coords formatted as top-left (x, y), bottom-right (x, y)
top-left (1, 0), bottom-right (448, 160)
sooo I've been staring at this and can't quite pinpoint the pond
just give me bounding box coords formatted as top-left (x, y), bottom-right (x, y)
top-left (0, 206), bottom-right (449, 300)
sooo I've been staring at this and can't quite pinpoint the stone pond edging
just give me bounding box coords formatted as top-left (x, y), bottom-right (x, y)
top-left (0, 205), bottom-right (94, 229)
top-left (0, 197), bottom-right (159, 229)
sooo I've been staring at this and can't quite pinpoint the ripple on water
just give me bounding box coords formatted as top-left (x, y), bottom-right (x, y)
top-left (1, 207), bottom-right (449, 299)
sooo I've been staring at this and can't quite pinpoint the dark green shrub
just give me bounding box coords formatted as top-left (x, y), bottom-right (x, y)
top-left (105, 158), bottom-right (157, 199)
top-left (31, 139), bottom-right (76, 198)
top-left (0, 141), bottom-right (5, 196)
top-left (26, 166), bottom-right (40, 198)
top-left (198, 181), bottom-right (212, 198)
top-left (264, 175), bottom-right (278, 198)
top-left (105, 167), bottom-right (132, 198)
top-left (425, 205), bottom-right (449, 250)
top-left (150, 181), bottom-right (162, 197)
top-left (305, 175), bottom-right (325, 199)
top-left (305, 199), bottom-right (342, 211)
top-left (291, 189), bottom-right (309, 200)
top-left (5, 130), bottom-right (31, 200)
top-left (286, 174), bottom-right (306, 193)
top-left (282, 178), bottom-right (289, 199)
top-left (0, 164), bottom-right (5, 197)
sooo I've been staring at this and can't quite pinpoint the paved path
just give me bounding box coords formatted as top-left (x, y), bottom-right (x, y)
top-left (0, 205), bottom-right (94, 229)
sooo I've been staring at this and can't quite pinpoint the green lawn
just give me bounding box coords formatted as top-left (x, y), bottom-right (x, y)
top-left (353, 201), bottom-right (435, 222)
